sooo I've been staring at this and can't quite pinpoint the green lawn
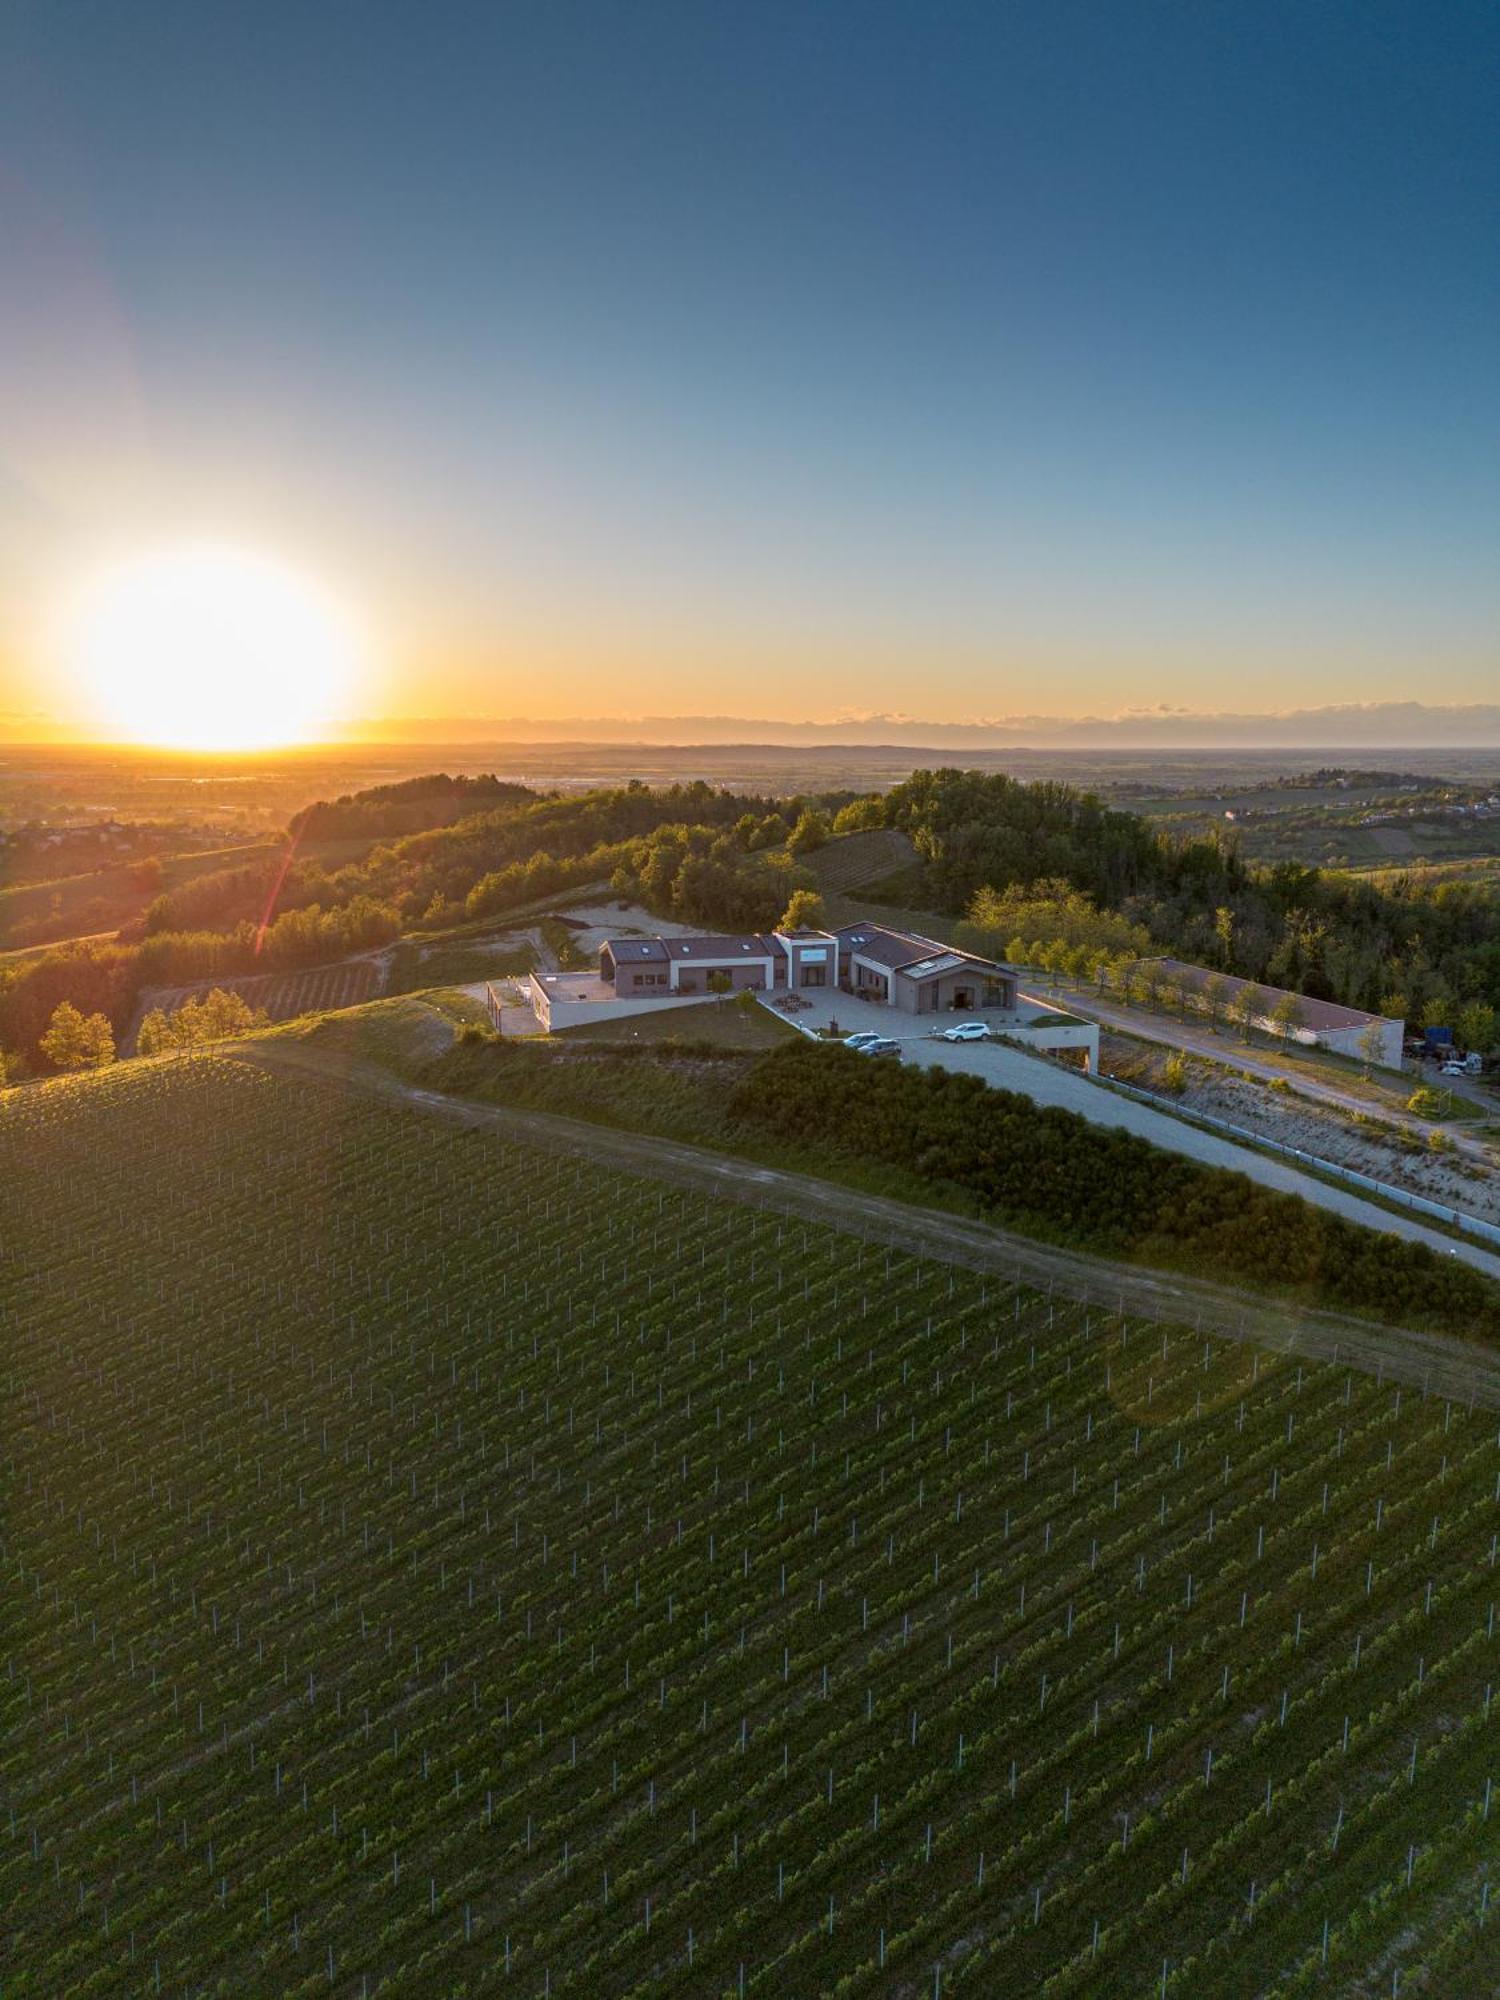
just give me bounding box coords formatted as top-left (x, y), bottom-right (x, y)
top-left (558, 996), bottom-right (800, 1050)
top-left (385, 936), bottom-right (536, 996)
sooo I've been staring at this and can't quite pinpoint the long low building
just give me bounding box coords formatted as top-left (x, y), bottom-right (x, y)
top-left (522, 922), bottom-right (1018, 1032)
top-left (1140, 958), bottom-right (1405, 1068)
top-left (598, 922), bottom-right (1018, 1013)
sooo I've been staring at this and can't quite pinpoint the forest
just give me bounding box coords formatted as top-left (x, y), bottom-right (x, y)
top-left (884, 768), bottom-right (1500, 1021)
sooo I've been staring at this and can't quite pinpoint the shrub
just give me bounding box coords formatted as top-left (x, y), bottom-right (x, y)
top-left (1406, 1086), bottom-right (1449, 1119)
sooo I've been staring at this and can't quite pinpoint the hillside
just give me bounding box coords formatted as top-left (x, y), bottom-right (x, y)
top-left (3, 1051), bottom-right (1498, 1995)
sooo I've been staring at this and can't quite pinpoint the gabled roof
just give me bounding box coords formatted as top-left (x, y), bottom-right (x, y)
top-left (834, 922), bottom-right (941, 971)
top-left (834, 921), bottom-right (1010, 980)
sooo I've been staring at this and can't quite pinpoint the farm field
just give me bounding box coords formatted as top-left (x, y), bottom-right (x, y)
top-left (0, 838), bottom-right (284, 952)
top-left (3, 1055), bottom-right (1499, 1996)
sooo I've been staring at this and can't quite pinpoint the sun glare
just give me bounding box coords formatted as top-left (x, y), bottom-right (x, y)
top-left (62, 545), bottom-right (358, 751)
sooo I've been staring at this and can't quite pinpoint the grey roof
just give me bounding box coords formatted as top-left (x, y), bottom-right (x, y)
top-left (897, 951), bottom-right (969, 980)
top-left (661, 933), bottom-right (779, 961)
top-left (835, 922), bottom-right (1010, 980)
top-left (602, 937), bottom-right (669, 963)
top-left (835, 922), bottom-right (940, 971)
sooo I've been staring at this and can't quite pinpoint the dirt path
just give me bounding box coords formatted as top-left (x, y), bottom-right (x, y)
top-left (235, 1039), bottom-right (1500, 1411)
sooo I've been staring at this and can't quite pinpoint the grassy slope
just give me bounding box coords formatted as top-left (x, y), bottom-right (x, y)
top-left (2, 1052), bottom-right (1496, 1997)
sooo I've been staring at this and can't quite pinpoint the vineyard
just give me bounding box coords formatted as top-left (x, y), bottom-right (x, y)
top-left (130, 958), bottom-right (386, 1046)
top-left (2, 1052), bottom-right (1498, 1996)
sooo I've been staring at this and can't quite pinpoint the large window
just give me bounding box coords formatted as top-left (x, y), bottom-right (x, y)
top-left (800, 964), bottom-right (826, 987)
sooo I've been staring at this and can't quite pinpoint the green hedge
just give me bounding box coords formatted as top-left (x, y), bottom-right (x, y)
top-left (729, 1042), bottom-right (1500, 1339)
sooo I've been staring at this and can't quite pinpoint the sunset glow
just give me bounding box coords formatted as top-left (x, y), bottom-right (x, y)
top-left (61, 547), bottom-right (358, 751)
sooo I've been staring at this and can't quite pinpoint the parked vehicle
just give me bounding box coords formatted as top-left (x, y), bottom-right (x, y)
top-left (842, 1032), bottom-right (883, 1049)
top-left (856, 1037), bottom-right (901, 1059)
top-left (941, 1021), bottom-right (990, 1043)
top-left (1439, 1061), bottom-right (1468, 1077)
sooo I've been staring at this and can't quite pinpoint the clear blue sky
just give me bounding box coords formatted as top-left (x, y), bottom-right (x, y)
top-left (3, 1), bottom-right (1497, 731)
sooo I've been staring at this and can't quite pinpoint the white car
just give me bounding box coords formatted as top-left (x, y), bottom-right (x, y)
top-left (1439, 1061), bottom-right (1467, 1077)
top-left (942, 1021), bottom-right (990, 1042)
top-left (842, 1032), bottom-right (884, 1049)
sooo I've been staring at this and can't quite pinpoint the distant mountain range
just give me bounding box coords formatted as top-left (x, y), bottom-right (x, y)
top-left (336, 701), bottom-right (1500, 749)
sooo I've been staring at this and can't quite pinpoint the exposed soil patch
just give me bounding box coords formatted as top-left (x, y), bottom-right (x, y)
top-left (1100, 1033), bottom-right (1500, 1224)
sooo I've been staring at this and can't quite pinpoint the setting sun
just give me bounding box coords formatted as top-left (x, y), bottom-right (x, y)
top-left (61, 546), bottom-right (358, 751)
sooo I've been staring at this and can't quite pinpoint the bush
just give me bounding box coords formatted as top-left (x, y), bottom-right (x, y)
top-left (1406, 1086), bottom-right (1450, 1120)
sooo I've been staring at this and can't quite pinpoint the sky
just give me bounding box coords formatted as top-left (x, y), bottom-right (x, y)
top-left (2, 1), bottom-right (1498, 741)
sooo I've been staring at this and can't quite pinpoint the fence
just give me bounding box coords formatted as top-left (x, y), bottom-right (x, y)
top-left (1092, 1072), bottom-right (1500, 1250)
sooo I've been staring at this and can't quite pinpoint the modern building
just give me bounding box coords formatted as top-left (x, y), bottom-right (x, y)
top-left (521, 921), bottom-right (1020, 1032)
top-left (834, 923), bottom-right (1018, 1014)
top-left (1139, 958), bottom-right (1404, 1068)
top-left (599, 922), bottom-right (1018, 1013)
top-left (598, 927), bottom-right (837, 998)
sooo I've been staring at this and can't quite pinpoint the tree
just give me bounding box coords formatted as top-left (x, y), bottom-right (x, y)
top-left (136, 1009), bottom-right (176, 1057)
top-left (1159, 972), bottom-right (1190, 1019)
top-left (1456, 1001), bottom-right (1496, 1058)
top-left (1270, 991), bottom-right (1305, 1044)
top-left (747, 813), bottom-right (791, 851)
top-left (1356, 1022), bottom-right (1389, 1077)
top-left (1229, 984), bottom-right (1261, 1042)
top-left (1214, 906), bottom-right (1236, 969)
top-left (1065, 942), bottom-right (1095, 987)
top-left (779, 888), bottom-right (827, 933)
top-left (1040, 938), bottom-right (1072, 986)
top-left (787, 809), bottom-right (833, 856)
top-left (40, 1000), bottom-right (115, 1071)
top-left (1202, 973), bottom-right (1229, 1034)
top-left (832, 797), bottom-right (884, 834)
top-left (706, 970), bottom-right (733, 1000)
top-left (137, 988), bottom-right (269, 1054)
